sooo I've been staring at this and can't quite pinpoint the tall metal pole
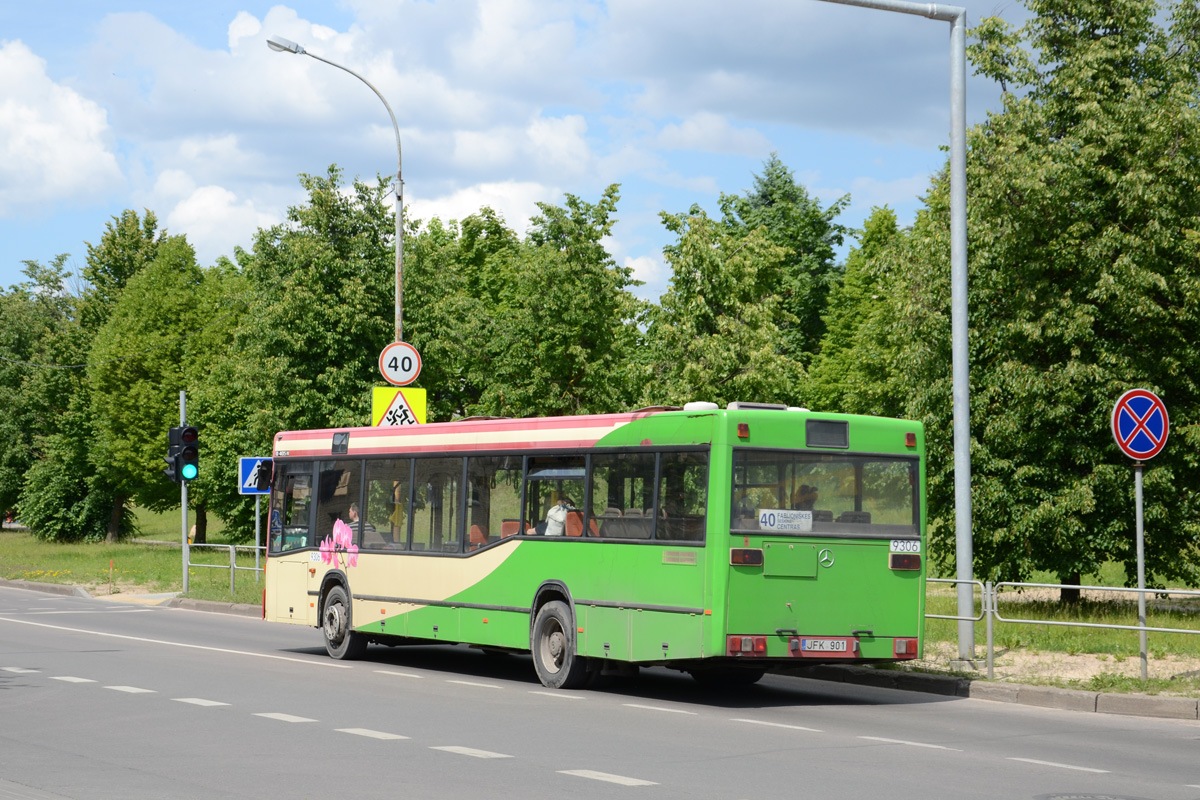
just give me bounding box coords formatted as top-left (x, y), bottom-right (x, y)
top-left (1135, 463), bottom-right (1147, 680)
top-left (266, 37), bottom-right (405, 344)
top-left (814, 0), bottom-right (974, 660)
top-left (180, 390), bottom-right (189, 595)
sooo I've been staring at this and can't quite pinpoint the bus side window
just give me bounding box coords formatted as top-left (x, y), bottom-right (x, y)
top-left (658, 451), bottom-right (707, 542)
top-left (269, 462), bottom-right (314, 553)
top-left (466, 456), bottom-right (522, 549)
top-left (364, 458), bottom-right (411, 550)
top-left (315, 460), bottom-right (363, 547)
top-left (589, 452), bottom-right (654, 539)
top-left (412, 457), bottom-right (463, 554)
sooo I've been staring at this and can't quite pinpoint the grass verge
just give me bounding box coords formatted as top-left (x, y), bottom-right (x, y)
top-left (1, 529), bottom-right (262, 605)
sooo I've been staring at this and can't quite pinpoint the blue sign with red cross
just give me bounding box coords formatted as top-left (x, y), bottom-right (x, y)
top-left (1111, 389), bottom-right (1169, 461)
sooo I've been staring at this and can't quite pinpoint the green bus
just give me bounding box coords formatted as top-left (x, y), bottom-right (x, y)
top-left (263, 402), bottom-right (926, 688)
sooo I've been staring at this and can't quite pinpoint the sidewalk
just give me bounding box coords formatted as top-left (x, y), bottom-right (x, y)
top-left (2, 577), bottom-right (1196, 720)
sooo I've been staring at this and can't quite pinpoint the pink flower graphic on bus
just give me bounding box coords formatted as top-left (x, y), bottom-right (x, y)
top-left (319, 519), bottom-right (359, 568)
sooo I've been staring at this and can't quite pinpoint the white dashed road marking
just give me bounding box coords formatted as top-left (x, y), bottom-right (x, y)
top-left (1007, 758), bottom-right (1108, 774)
top-left (50, 676), bottom-right (96, 683)
top-left (2, 667), bottom-right (38, 673)
top-left (446, 679), bottom-right (500, 688)
top-left (559, 770), bottom-right (657, 786)
top-left (254, 713), bottom-right (316, 723)
top-left (105, 686), bottom-right (156, 694)
top-left (174, 698), bottom-right (230, 707)
top-left (858, 736), bottom-right (961, 751)
top-left (731, 718), bottom-right (822, 732)
top-left (336, 728), bottom-right (410, 740)
top-left (0, 617), bottom-right (350, 669)
top-left (430, 746), bottom-right (512, 759)
top-left (529, 690), bottom-right (583, 699)
top-left (375, 670), bottom-right (423, 678)
top-left (622, 703), bottom-right (696, 715)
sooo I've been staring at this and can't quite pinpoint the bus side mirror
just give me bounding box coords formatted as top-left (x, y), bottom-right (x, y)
top-left (256, 459), bottom-right (274, 492)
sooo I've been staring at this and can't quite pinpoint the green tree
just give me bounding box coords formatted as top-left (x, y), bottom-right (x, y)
top-left (195, 168), bottom-right (394, 541)
top-left (880, 0), bottom-right (1200, 592)
top-left (473, 186), bottom-right (644, 417)
top-left (720, 154), bottom-right (848, 362)
top-left (641, 207), bottom-right (803, 407)
top-left (79, 209), bottom-right (163, 332)
top-left (88, 236), bottom-right (204, 542)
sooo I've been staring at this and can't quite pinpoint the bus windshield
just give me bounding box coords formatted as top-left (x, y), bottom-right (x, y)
top-left (731, 449), bottom-right (918, 538)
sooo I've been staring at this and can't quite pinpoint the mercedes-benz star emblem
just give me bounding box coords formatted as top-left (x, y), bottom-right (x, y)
top-left (818, 548), bottom-right (835, 568)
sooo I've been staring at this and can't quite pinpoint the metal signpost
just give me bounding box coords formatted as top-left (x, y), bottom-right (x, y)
top-left (1110, 388), bottom-right (1170, 680)
top-left (239, 457), bottom-right (272, 580)
top-left (814, 0), bottom-right (974, 662)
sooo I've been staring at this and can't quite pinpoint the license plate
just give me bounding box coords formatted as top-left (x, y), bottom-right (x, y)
top-left (801, 638), bottom-right (848, 652)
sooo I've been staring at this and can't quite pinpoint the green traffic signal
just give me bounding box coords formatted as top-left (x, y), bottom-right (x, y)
top-left (181, 462), bottom-right (198, 480)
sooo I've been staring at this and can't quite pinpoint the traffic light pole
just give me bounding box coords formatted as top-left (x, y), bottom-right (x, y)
top-left (180, 391), bottom-right (189, 595)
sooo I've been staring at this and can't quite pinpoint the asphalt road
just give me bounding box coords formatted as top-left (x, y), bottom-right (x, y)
top-left (1, 585), bottom-right (1198, 800)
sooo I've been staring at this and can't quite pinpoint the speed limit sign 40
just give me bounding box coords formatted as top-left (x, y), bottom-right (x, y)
top-left (379, 341), bottom-right (422, 386)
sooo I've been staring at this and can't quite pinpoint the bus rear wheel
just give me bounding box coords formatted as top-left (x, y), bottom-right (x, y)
top-left (322, 585), bottom-right (367, 660)
top-left (531, 600), bottom-right (590, 689)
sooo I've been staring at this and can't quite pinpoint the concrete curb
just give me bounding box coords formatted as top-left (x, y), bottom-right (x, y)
top-left (0, 578), bottom-right (259, 617)
top-left (165, 597), bottom-right (261, 618)
top-left (3, 578), bottom-right (1196, 719)
top-left (0, 578), bottom-right (91, 599)
top-left (785, 664), bottom-right (1199, 721)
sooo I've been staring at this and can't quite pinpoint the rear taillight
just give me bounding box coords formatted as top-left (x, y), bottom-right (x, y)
top-left (894, 638), bottom-right (919, 658)
top-left (727, 635), bottom-right (768, 656)
top-left (730, 548), bottom-right (763, 566)
top-left (889, 553), bottom-right (921, 570)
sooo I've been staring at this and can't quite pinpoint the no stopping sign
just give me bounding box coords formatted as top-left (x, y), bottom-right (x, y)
top-left (1111, 388), bottom-right (1169, 461)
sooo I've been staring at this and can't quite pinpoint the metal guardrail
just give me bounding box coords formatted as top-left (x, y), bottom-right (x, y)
top-left (186, 544), bottom-right (265, 596)
top-left (926, 578), bottom-right (1200, 680)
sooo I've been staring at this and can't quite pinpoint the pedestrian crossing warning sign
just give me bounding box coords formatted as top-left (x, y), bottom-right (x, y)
top-left (372, 387), bottom-right (427, 427)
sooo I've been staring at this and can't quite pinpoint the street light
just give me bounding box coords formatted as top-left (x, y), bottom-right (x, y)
top-left (267, 35), bottom-right (407, 344)
top-left (813, 0), bottom-right (974, 663)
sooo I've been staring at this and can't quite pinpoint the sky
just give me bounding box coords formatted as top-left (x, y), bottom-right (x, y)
top-left (0, 0), bottom-right (1030, 302)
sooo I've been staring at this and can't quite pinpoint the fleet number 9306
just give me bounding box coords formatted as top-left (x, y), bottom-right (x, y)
top-left (890, 540), bottom-right (920, 553)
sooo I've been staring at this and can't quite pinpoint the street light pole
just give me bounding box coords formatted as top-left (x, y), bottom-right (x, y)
top-left (267, 36), bottom-right (406, 344)
top-left (813, 0), bottom-right (974, 662)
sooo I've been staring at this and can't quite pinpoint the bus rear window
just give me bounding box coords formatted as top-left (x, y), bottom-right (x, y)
top-left (731, 450), bottom-right (917, 537)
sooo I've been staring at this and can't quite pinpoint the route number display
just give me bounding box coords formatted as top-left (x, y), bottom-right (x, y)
top-left (379, 341), bottom-right (422, 387)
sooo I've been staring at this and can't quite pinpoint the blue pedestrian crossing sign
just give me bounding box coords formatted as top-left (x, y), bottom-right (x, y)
top-left (238, 457), bottom-right (271, 495)
top-left (1111, 389), bottom-right (1169, 461)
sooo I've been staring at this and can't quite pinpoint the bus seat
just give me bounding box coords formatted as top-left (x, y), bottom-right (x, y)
top-left (623, 507), bottom-right (643, 517)
top-left (469, 524), bottom-right (487, 550)
top-left (836, 510), bottom-right (871, 524)
top-left (813, 510), bottom-right (833, 522)
top-left (501, 520), bottom-right (520, 538)
top-left (564, 511), bottom-right (584, 537)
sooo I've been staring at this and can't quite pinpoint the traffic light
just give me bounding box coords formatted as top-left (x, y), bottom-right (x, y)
top-left (164, 425), bottom-right (200, 483)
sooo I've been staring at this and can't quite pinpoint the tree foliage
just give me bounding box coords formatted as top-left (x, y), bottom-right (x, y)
top-left (888, 0), bottom-right (1200, 588)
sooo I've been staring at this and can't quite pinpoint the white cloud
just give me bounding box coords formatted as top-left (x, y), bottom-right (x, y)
top-left (656, 112), bottom-right (771, 155)
top-left (0, 40), bottom-right (123, 215)
top-left (406, 181), bottom-right (558, 232)
top-left (625, 254), bottom-right (665, 286)
top-left (849, 173), bottom-right (931, 210)
top-left (526, 115), bottom-right (590, 176)
top-left (227, 11), bottom-right (261, 49)
top-left (155, 173), bottom-right (278, 265)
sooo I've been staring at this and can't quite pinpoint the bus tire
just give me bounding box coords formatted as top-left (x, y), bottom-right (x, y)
top-left (689, 667), bottom-right (765, 688)
top-left (322, 585), bottom-right (367, 660)
top-left (531, 600), bottom-right (590, 690)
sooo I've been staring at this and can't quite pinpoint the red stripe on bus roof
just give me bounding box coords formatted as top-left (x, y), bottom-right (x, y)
top-left (272, 411), bottom-right (660, 458)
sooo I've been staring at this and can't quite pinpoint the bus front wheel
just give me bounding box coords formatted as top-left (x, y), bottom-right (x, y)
top-left (531, 600), bottom-right (590, 690)
top-left (322, 585), bottom-right (367, 660)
